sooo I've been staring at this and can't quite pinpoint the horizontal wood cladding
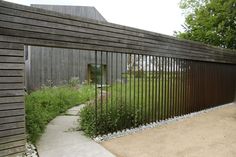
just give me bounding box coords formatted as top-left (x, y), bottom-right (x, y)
top-left (0, 96), bottom-right (24, 104)
top-left (0, 16), bottom-right (233, 59)
top-left (0, 63), bottom-right (24, 70)
top-left (0, 42), bottom-right (24, 50)
top-left (0, 1), bottom-right (235, 156)
top-left (0, 127), bottom-right (25, 138)
top-left (0, 145), bottom-right (25, 157)
top-left (0, 128), bottom-right (25, 156)
top-left (0, 26), bottom-right (233, 63)
top-left (0, 140), bottom-right (25, 151)
top-left (0, 109), bottom-right (25, 118)
top-left (0, 70), bottom-right (24, 77)
top-left (0, 77), bottom-right (24, 83)
top-left (0, 26), bottom-right (232, 62)
top-left (0, 83), bottom-right (24, 90)
top-left (0, 49), bottom-right (23, 57)
top-left (0, 134), bottom-right (25, 144)
top-left (0, 38), bottom-right (25, 157)
top-left (0, 103), bottom-right (24, 111)
top-left (0, 135), bottom-right (25, 157)
top-left (0, 115), bottom-right (25, 125)
top-left (0, 90), bottom-right (24, 97)
top-left (0, 2), bottom-right (233, 54)
top-left (0, 56), bottom-right (24, 63)
top-left (0, 122), bottom-right (25, 131)
top-left (0, 1), bottom-right (235, 63)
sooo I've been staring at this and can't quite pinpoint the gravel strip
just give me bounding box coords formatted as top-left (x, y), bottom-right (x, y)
top-left (94, 102), bottom-right (235, 142)
top-left (17, 143), bottom-right (39, 157)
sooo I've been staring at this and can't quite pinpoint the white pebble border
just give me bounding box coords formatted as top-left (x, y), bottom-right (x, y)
top-left (17, 143), bottom-right (39, 157)
top-left (94, 102), bottom-right (235, 142)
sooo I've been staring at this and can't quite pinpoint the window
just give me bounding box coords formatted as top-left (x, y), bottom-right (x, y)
top-left (88, 64), bottom-right (107, 84)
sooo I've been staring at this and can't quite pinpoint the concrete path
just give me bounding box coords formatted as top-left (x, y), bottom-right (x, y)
top-left (102, 103), bottom-right (236, 157)
top-left (36, 104), bottom-right (115, 157)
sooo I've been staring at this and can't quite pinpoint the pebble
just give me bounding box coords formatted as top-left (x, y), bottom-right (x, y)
top-left (94, 103), bottom-right (234, 142)
top-left (17, 143), bottom-right (39, 157)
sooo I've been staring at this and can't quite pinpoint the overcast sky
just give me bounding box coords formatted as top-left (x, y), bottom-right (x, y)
top-left (5, 0), bottom-right (185, 36)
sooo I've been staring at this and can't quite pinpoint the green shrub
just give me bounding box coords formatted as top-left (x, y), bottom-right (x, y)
top-left (80, 78), bottom-right (173, 137)
top-left (68, 77), bottom-right (80, 87)
top-left (25, 84), bottom-right (94, 144)
top-left (80, 98), bottom-right (141, 137)
top-left (79, 104), bottom-right (96, 137)
top-left (80, 82), bottom-right (143, 137)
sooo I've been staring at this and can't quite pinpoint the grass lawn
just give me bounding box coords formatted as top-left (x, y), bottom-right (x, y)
top-left (80, 72), bottom-right (185, 137)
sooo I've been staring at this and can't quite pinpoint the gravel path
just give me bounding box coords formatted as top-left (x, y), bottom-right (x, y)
top-left (36, 104), bottom-right (115, 157)
top-left (102, 102), bottom-right (236, 157)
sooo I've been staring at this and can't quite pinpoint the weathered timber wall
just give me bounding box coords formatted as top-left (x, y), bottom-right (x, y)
top-left (0, 0), bottom-right (235, 156)
top-left (31, 4), bottom-right (107, 21)
top-left (0, 1), bottom-right (235, 63)
top-left (0, 41), bottom-right (26, 157)
top-left (25, 5), bottom-right (125, 90)
top-left (26, 47), bottom-right (124, 90)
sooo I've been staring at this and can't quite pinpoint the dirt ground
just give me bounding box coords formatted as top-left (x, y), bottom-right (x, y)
top-left (101, 103), bottom-right (236, 157)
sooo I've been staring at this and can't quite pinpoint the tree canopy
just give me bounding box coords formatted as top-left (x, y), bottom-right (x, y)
top-left (176, 0), bottom-right (236, 49)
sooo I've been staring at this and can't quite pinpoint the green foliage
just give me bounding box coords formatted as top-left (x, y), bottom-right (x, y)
top-left (80, 103), bottom-right (136, 137)
top-left (80, 98), bottom-right (138, 137)
top-left (79, 105), bottom-right (96, 137)
top-left (179, 0), bottom-right (208, 14)
top-left (25, 84), bottom-right (94, 144)
top-left (176, 0), bottom-right (236, 49)
top-left (68, 77), bottom-right (80, 87)
top-left (80, 75), bottom-right (177, 137)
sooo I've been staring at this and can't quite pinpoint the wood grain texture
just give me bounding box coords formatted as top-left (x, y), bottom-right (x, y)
top-left (0, 134), bottom-right (25, 144)
top-left (26, 46), bottom-right (123, 90)
top-left (0, 90), bottom-right (24, 97)
top-left (0, 77), bottom-right (24, 83)
top-left (0, 70), bottom-right (24, 77)
top-left (0, 49), bottom-right (23, 56)
top-left (0, 83), bottom-right (24, 90)
top-left (0, 122), bottom-right (25, 131)
top-left (24, 4), bottom-right (120, 90)
top-left (0, 96), bottom-right (24, 104)
top-left (31, 4), bottom-right (107, 22)
top-left (0, 63), bottom-right (24, 70)
top-left (0, 103), bottom-right (24, 111)
top-left (0, 128), bottom-right (25, 138)
top-left (0, 41), bottom-right (24, 50)
top-left (0, 41), bottom-right (25, 156)
top-left (0, 115), bottom-right (25, 124)
top-left (0, 145), bottom-right (25, 157)
top-left (0, 1), bottom-right (235, 156)
top-left (0, 56), bottom-right (24, 63)
top-left (0, 140), bottom-right (25, 151)
top-left (0, 1), bottom-right (235, 63)
top-left (0, 109), bottom-right (25, 118)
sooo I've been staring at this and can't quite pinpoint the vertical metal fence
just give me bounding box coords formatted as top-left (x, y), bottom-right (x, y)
top-left (93, 51), bottom-right (236, 135)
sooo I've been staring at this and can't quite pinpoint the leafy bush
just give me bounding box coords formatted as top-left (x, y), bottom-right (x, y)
top-left (25, 84), bottom-right (94, 144)
top-left (80, 81), bottom-right (144, 137)
top-left (80, 98), bottom-right (141, 137)
top-left (80, 77), bottom-right (175, 137)
top-left (68, 77), bottom-right (80, 87)
top-left (79, 104), bottom-right (96, 136)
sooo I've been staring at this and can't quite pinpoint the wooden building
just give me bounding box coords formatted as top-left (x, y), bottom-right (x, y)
top-left (0, 1), bottom-right (235, 156)
top-left (25, 5), bottom-right (125, 90)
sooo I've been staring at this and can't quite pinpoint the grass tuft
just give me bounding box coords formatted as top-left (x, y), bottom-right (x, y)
top-left (25, 84), bottom-right (94, 144)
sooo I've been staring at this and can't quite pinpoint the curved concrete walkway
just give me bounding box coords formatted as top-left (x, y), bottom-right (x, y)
top-left (36, 105), bottom-right (115, 157)
top-left (102, 103), bottom-right (236, 157)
